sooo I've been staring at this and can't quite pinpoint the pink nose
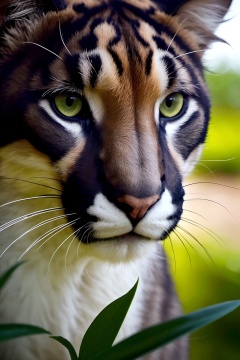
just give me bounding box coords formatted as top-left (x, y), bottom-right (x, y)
top-left (118, 194), bottom-right (159, 220)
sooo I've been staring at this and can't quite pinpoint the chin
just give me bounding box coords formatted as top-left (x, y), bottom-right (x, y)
top-left (80, 233), bottom-right (159, 264)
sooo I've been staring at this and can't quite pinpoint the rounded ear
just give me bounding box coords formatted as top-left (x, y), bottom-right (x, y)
top-left (154, 0), bottom-right (232, 49)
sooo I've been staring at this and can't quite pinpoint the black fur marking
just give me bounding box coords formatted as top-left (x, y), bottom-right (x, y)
top-left (162, 55), bottom-right (176, 88)
top-left (72, 3), bottom-right (87, 13)
top-left (80, 33), bottom-right (98, 51)
top-left (107, 47), bottom-right (123, 76)
top-left (132, 23), bottom-right (149, 48)
top-left (145, 49), bottom-right (153, 75)
top-left (50, 0), bottom-right (67, 12)
top-left (62, 4), bottom-right (108, 43)
top-left (80, 18), bottom-right (104, 51)
top-left (153, 35), bottom-right (169, 53)
top-left (152, 0), bottom-right (189, 15)
top-left (109, 24), bottom-right (122, 47)
top-left (65, 54), bottom-right (84, 89)
top-left (133, 47), bottom-right (142, 64)
top-left (88, 54), bottom-right (102, 87)
top-left (176, 110), bottom-right (209, 160)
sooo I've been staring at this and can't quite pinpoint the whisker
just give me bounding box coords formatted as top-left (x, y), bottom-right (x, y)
top-left (201, 157), bottom-right (236, 162)
top-left (0, 211), bottom-right (66, 258)
top-left (177, 224), bottom-right (215, 265)
top-left (183, 208), bottom-right (210, 223)
top-left (64, 227), bottom-right (82, 271)
top-left (81, 223), bottom-right (92, 244)
top-left (77, 223), bottom-right (91, 256)
top-left (175, 226), bottom-right (207, 266)
top-left (47, 221), bottom-right (79, 277)
top-left (165, 18), bottom-right (187, 53)
top-left (195, 162), bottom-right (216, 175)
top-left (0, 207), bottom-right (63, 232)
top-left (180, 217), bottom-right (225, 247)
top-left (0, 195), bottom-right (60, 209)
top-left (174, 49), bottom-right (205, 59)
top-left (86, 229), bottom-right (94, 245)
top-left (184, 198), bottom-right (234, 218)
top-left (34, 222), bottom-right (74, 252)
top-left (0, 177), bottom-right (61, 192)
top-left (19, 222), bottom-right (67, 260)
top-left (172, 229), bottom-right (192, 266)
top-left (18, 214), bottom-right (76, 260)
top-left (167, 232), bottom-right (176, 274)
top-left (31, 176), bottom-right (61, 183)
top-left (23, 41), bottom-right (62, 60)
top-left (184, 181), bottom-right (240, 191)
top-left (58, 19), bottom-right (72, 55)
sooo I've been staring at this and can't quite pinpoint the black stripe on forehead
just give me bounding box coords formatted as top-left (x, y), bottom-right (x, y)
top-left (107, 47), bottom-right (123, 76)
top-left (88, 54), bottom-right (102, 87)
top-left (145, 49), bottom-right (153, 75)
top-left (65, 54), bottom-right (84, 89)
top-left (61, 3), bottom-right (108, 44)
top-left (162, 55), bottom-right (176, 89)
top-left (108, 23), bottom-right (122, 46)
top-left (80, 17), bottom-right (104, 51)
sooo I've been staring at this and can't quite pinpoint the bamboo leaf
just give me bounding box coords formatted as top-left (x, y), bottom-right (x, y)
top-left (79, 279), bottom-right (138, 360)
top-left (51, 336), bottom-right (78, 360)
top-left (0, 262), bottom-right (24, 290)
top-left (0, 324), bottom-right (50, 342)
top-left (92, 300), bottom-right (240, 360)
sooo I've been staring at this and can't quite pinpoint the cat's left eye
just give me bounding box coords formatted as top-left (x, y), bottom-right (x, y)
top-left (54, 94), bottom-right (83, 118)
top-left (160, 93), bottom-right (184, 119)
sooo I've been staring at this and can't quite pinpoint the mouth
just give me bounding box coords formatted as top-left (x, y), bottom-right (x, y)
top-left (80, 230), bottom-right (154, 244)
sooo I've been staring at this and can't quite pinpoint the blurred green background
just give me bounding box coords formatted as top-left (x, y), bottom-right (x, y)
top-left (165, 70), bottom-right (240, 360)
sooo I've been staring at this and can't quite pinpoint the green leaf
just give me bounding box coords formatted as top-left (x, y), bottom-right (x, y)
top-left (92, 300), bottom-right (240, 360)
top-left (0, 324), bottom-right (50, 342)
top-left (79, 279), bottom-right (138, 360)
top-left (51, 336), bottom-right (78, 360)
top-left (0, 262), bottom-right (24, 290)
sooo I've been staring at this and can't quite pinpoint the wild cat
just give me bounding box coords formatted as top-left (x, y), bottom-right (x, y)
top-left (0, 0), bottom-right (232, 359)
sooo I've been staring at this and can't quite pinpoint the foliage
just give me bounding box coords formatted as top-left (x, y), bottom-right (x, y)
top-left (165, 241), bottom-right (240, 360)
top-left (1, 262), bottom-right (240, 359)
top-left (194, 71), bottom-right (240, 175)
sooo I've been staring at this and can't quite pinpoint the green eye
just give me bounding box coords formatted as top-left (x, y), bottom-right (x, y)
top-left (160, 93), bottom-right (184, 119)
top-left (54, 94), bottom-right (82, 118)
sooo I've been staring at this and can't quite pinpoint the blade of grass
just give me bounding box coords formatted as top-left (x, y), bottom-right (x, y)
top-left (0, 324), bottom-right (50, 342)
top-left (51, 336), bottom-right (78, 360)
top-left (79, 279), bottom-right (138, 360)
top-left (0, 262), bottom-right (24, 290)
top-left (91, 300), bottom-right (240, 360)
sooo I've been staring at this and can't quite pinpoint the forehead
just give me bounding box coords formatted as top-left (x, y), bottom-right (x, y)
top-left (48, 3), bottom-right (196, 103)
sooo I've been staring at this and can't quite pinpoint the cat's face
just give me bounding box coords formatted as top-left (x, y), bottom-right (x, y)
top-left (0, 0), bottom-right (231, 262)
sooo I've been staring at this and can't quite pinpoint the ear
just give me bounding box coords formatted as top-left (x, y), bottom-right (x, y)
top-left (0, 0), bottom-right (66, 25)
top-left (155, 0), bottom-right (232, 48)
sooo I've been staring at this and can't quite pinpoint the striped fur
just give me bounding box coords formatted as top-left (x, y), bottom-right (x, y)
top-left (0, 1), bottom-right (231, 359)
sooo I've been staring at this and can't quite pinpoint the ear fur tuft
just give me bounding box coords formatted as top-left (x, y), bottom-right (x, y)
top-left (173, 0), bottom-right (232, 48)
top-left (153, 0), bottom-right (232, 49)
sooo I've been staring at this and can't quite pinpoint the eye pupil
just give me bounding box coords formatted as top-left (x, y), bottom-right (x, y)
top-left (159, 92), bottom-right (184, 120)
top-left (53, 93), bottom-right (83, 118)
top-left (66, 96), bottom-right (75, 107)
top-left (165, 97), bottom-right (173, 108)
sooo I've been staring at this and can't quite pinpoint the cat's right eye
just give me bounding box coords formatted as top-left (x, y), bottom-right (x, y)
top-left (160, 93), bottom-right (185, 120)
top-left (53, 93), bottom-right (83, 118)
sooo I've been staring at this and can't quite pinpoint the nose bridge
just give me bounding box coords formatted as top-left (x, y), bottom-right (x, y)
top-left (102, 103), bottom-right (162, 197)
